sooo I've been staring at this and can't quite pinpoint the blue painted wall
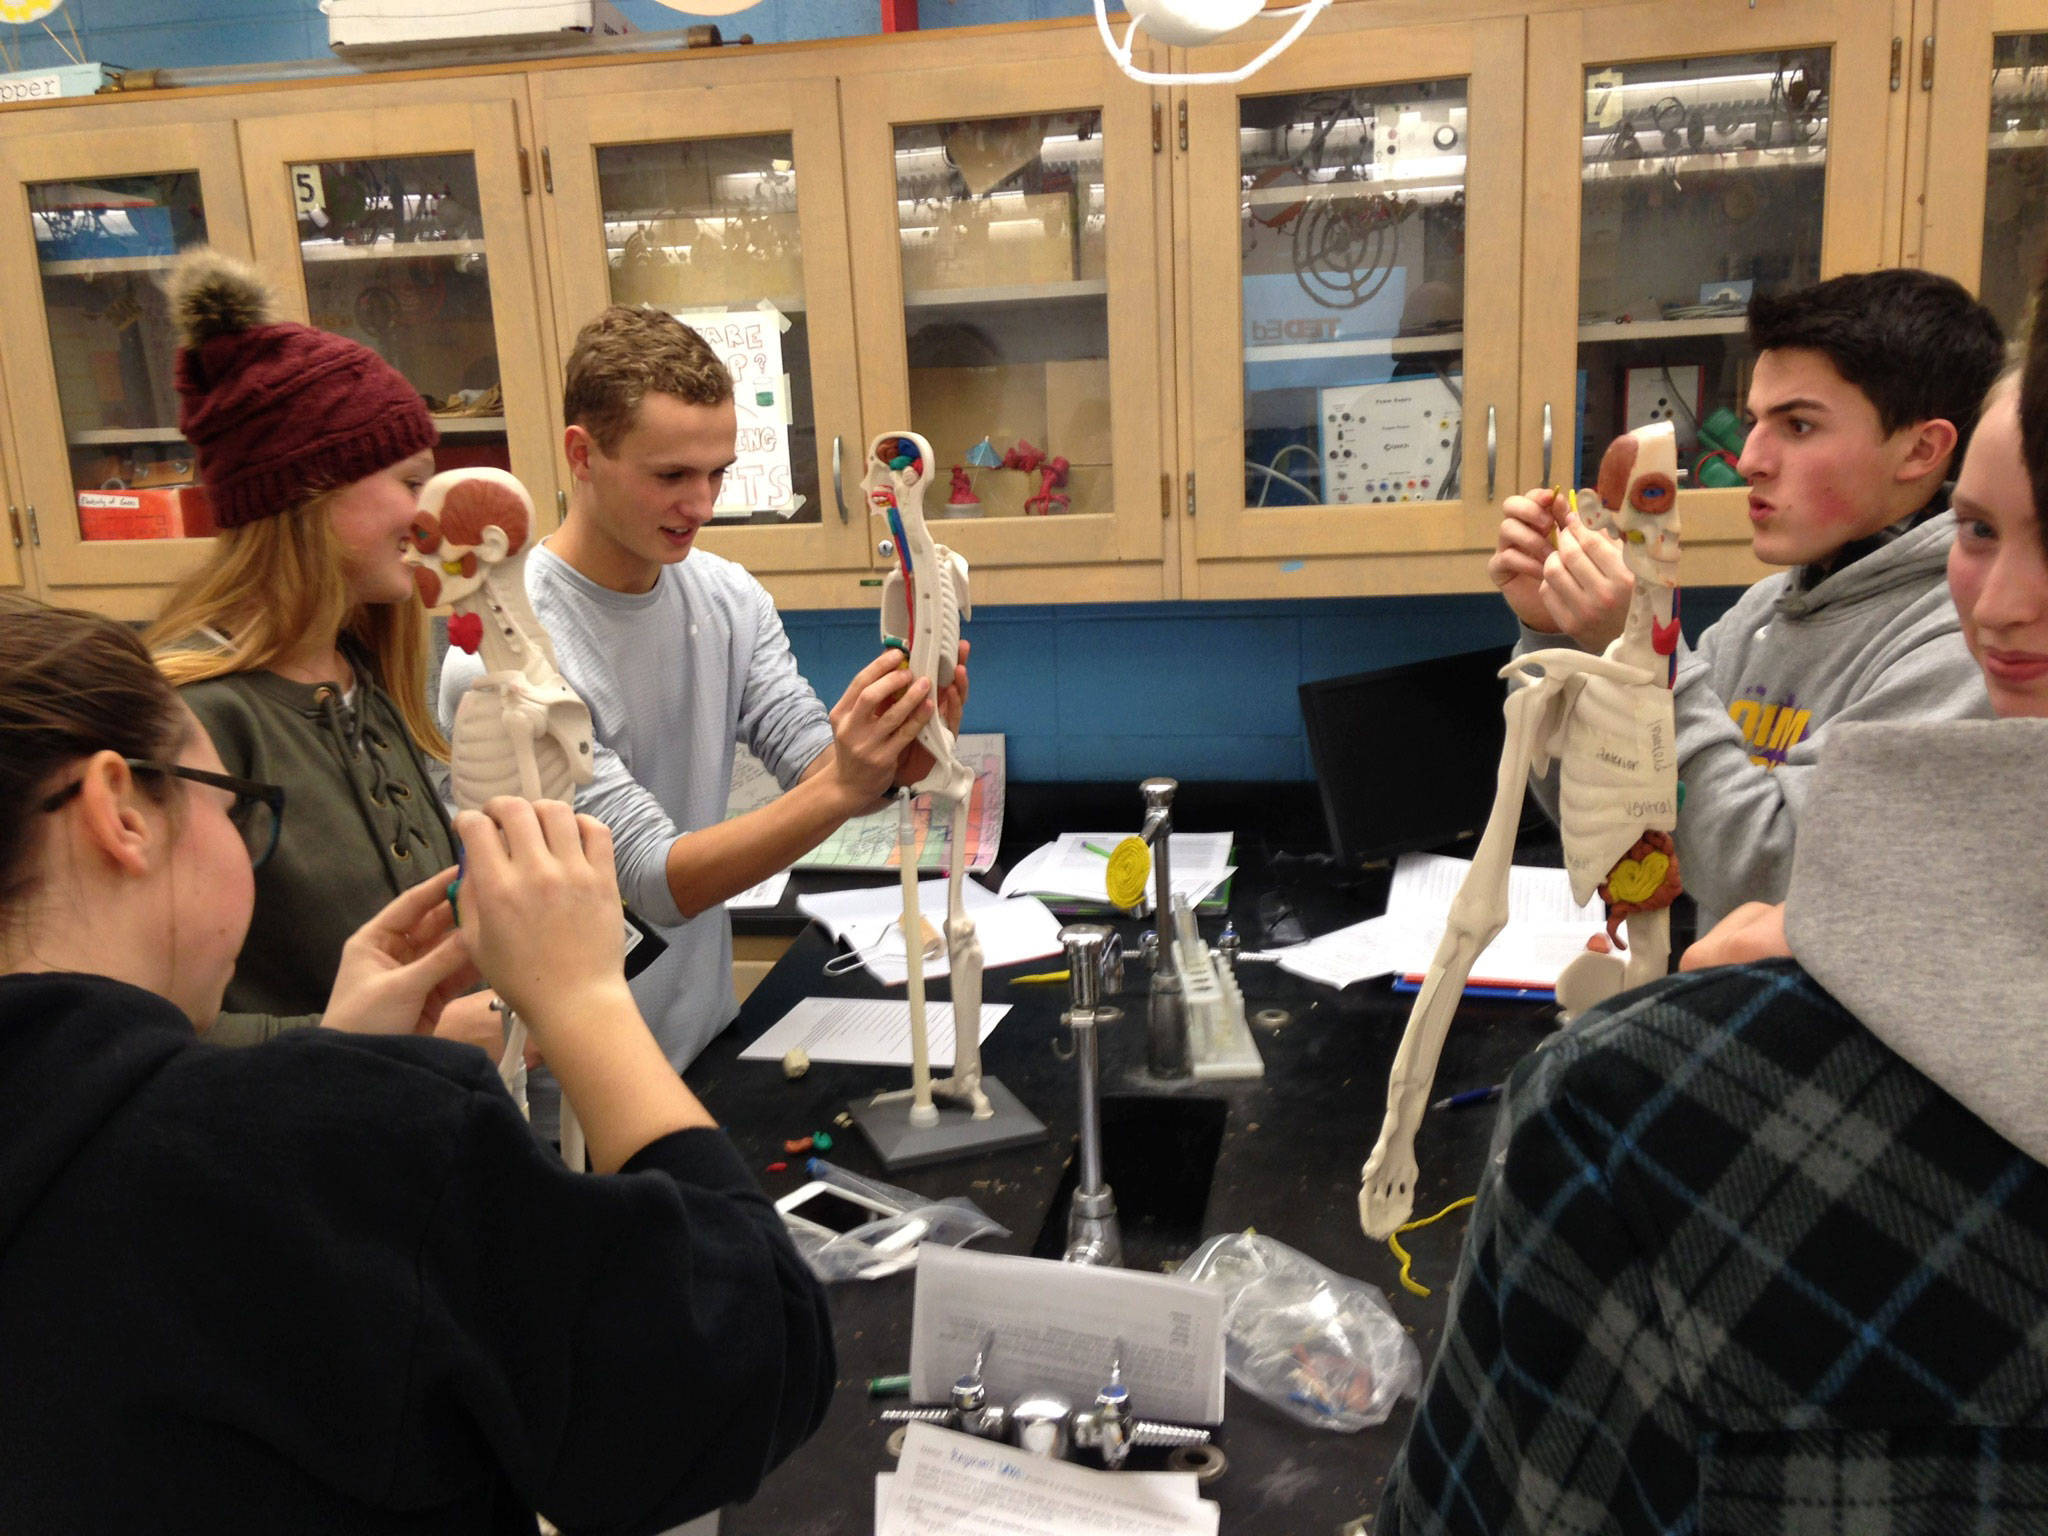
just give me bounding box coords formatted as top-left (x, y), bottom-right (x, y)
top-left (2, 0), bottom-right (1097, 72)
top-left (783, 590), bottom-right (1746, 783)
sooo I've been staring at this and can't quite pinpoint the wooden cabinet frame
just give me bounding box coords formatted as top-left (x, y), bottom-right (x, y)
top-left (0, 120), bottom-right (252, 608)
top-left (838, 26), bottom-right (1171, 602)
top-left (1523, 0), bottom-right (1895, 587)
top-left (239, 97), bottom-right (558, 518)
top-left (534, 72), bottom-right (871, 583)
top-left (1180, 12), bottom-right (1526, 598)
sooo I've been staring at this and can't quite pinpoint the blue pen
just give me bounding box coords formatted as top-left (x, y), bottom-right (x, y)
top-left (1432, 1083), bottom-right (1504, 1112)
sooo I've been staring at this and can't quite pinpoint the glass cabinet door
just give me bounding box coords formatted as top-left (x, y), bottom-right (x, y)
top-left (1523, 0), bottom-right (1891, 570)
top-left (0, 121), bottom-right (251, 604)
top-left (536, 75), bottom-right (867, 584)
top-left (1915, 0), bottom-right (2048, 335)
top-left (239, 100), bottom-right (556, 519)
top-left (1183, 14), bottom-right (1525, 591)
top-left (841, 31), bottom-right (1166, 594)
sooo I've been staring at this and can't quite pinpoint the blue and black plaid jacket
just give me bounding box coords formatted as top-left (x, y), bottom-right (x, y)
top-left (1382, 959), bottom-right (2048, 1535)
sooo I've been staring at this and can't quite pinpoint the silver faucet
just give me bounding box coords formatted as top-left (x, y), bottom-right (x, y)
top-left (1139, 777), bottom-right (1190, 1080)
top-left (1058, 923), bottom-right (1122, 1268)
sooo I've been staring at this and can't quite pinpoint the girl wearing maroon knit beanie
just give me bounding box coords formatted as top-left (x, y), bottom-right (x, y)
top-left (146, 248), bottom-right (499, 1055)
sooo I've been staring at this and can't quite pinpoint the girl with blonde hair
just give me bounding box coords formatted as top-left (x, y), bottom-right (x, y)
top-left (147, 248), bottom-right (490, 1047)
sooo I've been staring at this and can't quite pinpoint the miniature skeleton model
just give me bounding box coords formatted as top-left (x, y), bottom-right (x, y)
top-left (404, 467), bottom-right (597, 1167)
top-left (1357, 422), bottom-right (1684, 1238)
top-left (861, 432), bottom-right (992, 1126)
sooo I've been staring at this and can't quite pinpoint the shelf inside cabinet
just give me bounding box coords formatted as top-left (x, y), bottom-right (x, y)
top-left (1580, 145), bottom-right (1826, 183)
top-left (299, 237), bottom-right (489, 263)
top-left (1577, 316), bottom-right (1747, 342)
top-left (39, 253), bottom-right (180, 277)
top-left (431, 415), bottom-right (508, 435)
top-left (1243, 331), bottom-right (1464, 364)
top-left (68, 426), bottom-right (189, 445)
top-left (904, 278), bottom-right (1107, 308)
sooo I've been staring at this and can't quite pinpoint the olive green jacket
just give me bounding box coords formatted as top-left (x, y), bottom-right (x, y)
top-left (181, 652), bottom-right (456, 1045)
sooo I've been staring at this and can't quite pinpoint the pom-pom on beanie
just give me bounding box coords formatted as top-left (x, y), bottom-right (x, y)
top-left (167, 247), bottom-right (437, 529)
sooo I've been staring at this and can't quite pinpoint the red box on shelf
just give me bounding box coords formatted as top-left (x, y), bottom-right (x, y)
top-left (76, 485), bottom-right (216, 541)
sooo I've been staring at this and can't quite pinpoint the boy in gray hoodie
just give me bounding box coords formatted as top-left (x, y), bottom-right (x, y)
top-left (1489, 270), bottom-right (2003, 926)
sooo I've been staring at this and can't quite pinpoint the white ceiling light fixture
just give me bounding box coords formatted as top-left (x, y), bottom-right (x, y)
top-left (1094, 0), bottom-right (1335, 87)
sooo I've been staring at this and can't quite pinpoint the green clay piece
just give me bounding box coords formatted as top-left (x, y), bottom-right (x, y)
top-left (890, 453), bottom-right (913, 471)
top-left (812, 1131), bottom-right (833, 1151)
top-left (1676, 779), bottom-right (1687, 811)
top-left (882, 635), bottom-right (909, 655)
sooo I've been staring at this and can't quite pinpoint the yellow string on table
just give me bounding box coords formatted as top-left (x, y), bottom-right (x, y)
top-left (1387, 1194), bottom-right (1477, 1298)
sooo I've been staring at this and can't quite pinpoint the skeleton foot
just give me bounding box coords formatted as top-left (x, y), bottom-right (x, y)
top-left (1359, 1138), bottom-right (1421, 1238)
top-left (929, 1073), bottom-right (995, 1119)
top-left (1555, 948), bottom-right (1628, 1022)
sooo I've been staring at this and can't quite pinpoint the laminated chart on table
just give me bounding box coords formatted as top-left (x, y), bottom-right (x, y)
top-left (725, 734), bottom-right (1005, 874)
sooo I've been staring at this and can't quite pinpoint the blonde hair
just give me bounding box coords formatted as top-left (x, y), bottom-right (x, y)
top-left (563, 305), bottom-right (732, 453)
top-left (149, 497), bottom-right (449, 760)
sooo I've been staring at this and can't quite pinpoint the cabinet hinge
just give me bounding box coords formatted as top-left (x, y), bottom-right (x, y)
top-left (518, 146), bottom-right (532, 195)
top-left (1890, 36), bottom-right (1903, 91)
top-left (1177, 99), bottom-right (1189, 152)
top-left (1921, 34), bottom-right (1935, 91)
top-left (1152, 102), bottom-right (1163, 154)
top-left (1184, 470), bottom-right (1196, 518)
top-left (541, 146), bottom-right (554, 193)
top-left (6, 505), bottom-right (19, 549)
top-left (25, 505), bottom-right (39, 547)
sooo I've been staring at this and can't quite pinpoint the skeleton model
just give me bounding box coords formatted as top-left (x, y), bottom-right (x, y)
top-left (404, 467), bottom-right (597, 1169)
top-left (860, 432), bottom-right (992, 1127)
top-left (1358, 422), bottom-right (1684, 1238)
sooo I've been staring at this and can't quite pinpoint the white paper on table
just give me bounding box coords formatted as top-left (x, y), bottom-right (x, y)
top-left (724, 869), bottom-right (791, 910)
top-left (796, 879), bottom-right (1058, 984)
top-left (910, 1246), bottom-right (1226, 1426)
top-left (1388, 851), bottom-right (1604, 928)
top-left (998, 832), bottom-right (1233, 912)
top-left (1271, 912), bottom-right (1420, 989)
top-left (797, 876), bottom-right (1005, 942)
top-left (738, 996), bottom-right (1009, 1069)
top-left (876, 1424), bottom-right (1217, 1536)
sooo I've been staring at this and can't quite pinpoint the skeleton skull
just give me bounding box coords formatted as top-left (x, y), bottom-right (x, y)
top-left (1583, 420), bottom-right (1682, 589)
top-left (401, 467), bottom-right (534, 610)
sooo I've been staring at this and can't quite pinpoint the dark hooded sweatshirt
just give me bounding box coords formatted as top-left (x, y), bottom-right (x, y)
top-left (0, 972), bottom-right (833, 1534)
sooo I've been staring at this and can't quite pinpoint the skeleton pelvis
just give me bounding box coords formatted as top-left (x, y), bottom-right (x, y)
top-left (450, 682), bottom-right (585, 809)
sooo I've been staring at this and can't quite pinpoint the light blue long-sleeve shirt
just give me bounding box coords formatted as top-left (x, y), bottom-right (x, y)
top-left (440, 542), bottom-right (834, 1069)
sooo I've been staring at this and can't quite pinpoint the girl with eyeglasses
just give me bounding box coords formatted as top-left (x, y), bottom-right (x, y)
top-left (0, 594), bottom-right (832, 1529)
top-left (143, 247), bottom-right (491, 1049)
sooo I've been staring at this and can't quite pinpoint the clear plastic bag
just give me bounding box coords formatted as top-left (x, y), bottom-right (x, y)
top-left (781, 1157), bottom-right (1009, 1284)
top-left (1178, 1231), bottom-right (1422, 1431)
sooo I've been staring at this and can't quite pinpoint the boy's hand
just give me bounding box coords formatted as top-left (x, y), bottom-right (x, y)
top-left (1490, 488), bottom-right (1567, 632)
top-left (323, 869), bottom-right (480, 1036)
top-left (452, 798), bottom-right (630, 1032)
top-left (891, 639), bottom-right (969, 791)
top-left (825, 650), bottom-right (935, 805)
top-left (1541, 508), bottom-right (1635, 654)
top-left (1680, 901), bottom-right (1791, 972)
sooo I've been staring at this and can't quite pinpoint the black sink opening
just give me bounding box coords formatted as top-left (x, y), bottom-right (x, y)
top-left (1029, 1093), bottom-right (1229, 1263)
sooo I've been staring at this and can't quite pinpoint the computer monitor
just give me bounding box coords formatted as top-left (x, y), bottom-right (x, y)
top-left (1299, 643), bottom-right (1549, 867)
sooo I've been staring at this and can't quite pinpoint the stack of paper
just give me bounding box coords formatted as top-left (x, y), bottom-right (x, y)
top-left (796, 878), bottom-right (1064, 986)
top-left (877, 1423), bottom-right (1217, 1534)
top-left (739, 997), bottom-right (1008, 1070)
top-left (1274, 852), bottom-right (1605, 993)
top-left (998, 832), bottom-right (1234, 914)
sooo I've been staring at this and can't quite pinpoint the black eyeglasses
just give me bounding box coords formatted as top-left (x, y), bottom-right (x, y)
top-left (40, 760), bottom-right (286, 869)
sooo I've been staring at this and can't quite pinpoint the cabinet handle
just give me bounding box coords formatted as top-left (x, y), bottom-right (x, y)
top-left (556, 489), bottom-right (567, 522)
top-left (1485, 407), bottom-right (1497, 501)
top-left (832, 434), bottom-right (849, 524)
top-left (1541, 401), bottom-right (1553, 486)
top-left (6, 505), bottom-right (18, 549)
top-left (24, 504), bottom-right (37, 547)
top-left (1921, 34), bottom-right (1935, 91)
top-left (1177, 99), bottom-right (1188, 152)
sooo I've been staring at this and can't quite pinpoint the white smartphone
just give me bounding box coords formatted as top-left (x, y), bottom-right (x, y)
top-left (775, 1180), bottom-right (926, 1255)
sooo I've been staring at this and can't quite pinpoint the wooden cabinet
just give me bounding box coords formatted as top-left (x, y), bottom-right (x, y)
top-left (533, 56), bottom-right (871, 604)
top-left (1911, 0), bottom-right (2048, 337)
top-left (0, 417), bottom-right (24, 591)
top-left (836, 25), bottom-right (1173, 607)
top-left (0, 1), bottom-right (2020, 621)
top-left (239, 92), bottom-right (559, 521)
top-left (1179, 10), bottom-right (1527, 598)
top-left (0, 119), bottom-right (253, 617)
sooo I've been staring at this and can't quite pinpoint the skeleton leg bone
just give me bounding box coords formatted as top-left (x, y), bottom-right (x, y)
top-left (931, 788), bottom-right (992, 1118)
top-left (1358, 673), bottom-right (1566, 1238)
